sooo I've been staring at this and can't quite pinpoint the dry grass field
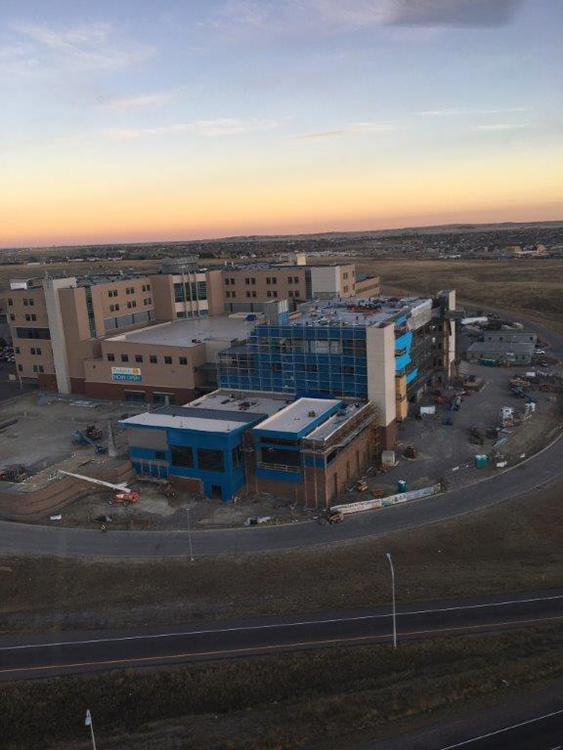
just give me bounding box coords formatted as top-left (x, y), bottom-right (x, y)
top-left (356, 259), bottom-right (563, 332)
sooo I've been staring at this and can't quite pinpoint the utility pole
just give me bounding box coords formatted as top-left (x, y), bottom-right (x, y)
top-left (386, 552), bottom-right (397, 649)
top-left (84, 709), bottom-right (97, 750)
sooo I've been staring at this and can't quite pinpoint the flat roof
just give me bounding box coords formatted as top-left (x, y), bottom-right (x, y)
top-left (107, 316), bottom-right (253, 348)
top-left (254, 398), bottom-right (341, 435)
top-left (120, 389), bottom-right (292, 434)
top-left (306, 401), bottom-right (367, 442)
top-left (293, 297), bottom-right (432, 328)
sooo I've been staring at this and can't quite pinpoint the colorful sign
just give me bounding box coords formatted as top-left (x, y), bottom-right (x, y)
top-left (111, 366), bottom-right (142, 382)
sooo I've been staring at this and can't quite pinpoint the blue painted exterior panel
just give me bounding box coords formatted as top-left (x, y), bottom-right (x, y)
top-left (256, 467), bottom-right (302, 483)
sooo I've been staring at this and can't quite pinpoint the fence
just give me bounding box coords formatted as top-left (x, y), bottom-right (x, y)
top-left (332, 483), bottom-right (442, 515)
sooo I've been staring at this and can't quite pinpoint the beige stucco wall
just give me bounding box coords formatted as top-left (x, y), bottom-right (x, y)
top-left (366, 324), bottom-right (396, 427)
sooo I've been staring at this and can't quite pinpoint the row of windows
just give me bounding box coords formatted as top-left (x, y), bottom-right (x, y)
top-left (6, 298), bottom-right (36, 306)
top-left (224, 276), bottom-right (302, 286)
top-left (10, 313), bottom-right (38, 322)
top-left (170, 445), bottom-right (242, 472)
top-left (15, 346), bottom-right (43, 355)
top-left (107, 352), bottom-right (189, 365)
top-left (108, 284), bottom-right (151, 298)
top-left (18, 364), bottom-right (45, 373)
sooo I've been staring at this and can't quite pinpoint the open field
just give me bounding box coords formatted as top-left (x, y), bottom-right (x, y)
top-left (2, 626), bottom-right (563, 750)
top-left (2, 475), bottom-right (563, 635)
top-left (356, 258), bottom-right (563, 333)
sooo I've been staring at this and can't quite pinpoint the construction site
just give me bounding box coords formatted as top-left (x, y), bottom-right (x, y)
top-left (0, 340), bottom-right (561, 531)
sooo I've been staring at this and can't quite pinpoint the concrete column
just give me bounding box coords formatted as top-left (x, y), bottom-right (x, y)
top-left (43, 278), bottom-right (76, 394)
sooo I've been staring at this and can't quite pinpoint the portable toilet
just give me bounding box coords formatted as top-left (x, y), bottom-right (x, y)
top-left (397, 480), bottom-right (407, 493)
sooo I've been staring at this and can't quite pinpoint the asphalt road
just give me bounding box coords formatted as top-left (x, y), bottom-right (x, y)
top-left (0, 426), bottom-right (561, 558)
top-left (1, 590), bottom-right (561, 680)
top-left (374, 680), bottom-right (563, 750)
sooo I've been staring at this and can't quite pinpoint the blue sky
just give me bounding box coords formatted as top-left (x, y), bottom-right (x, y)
top-left (0, 0), bottom-right (561, 246)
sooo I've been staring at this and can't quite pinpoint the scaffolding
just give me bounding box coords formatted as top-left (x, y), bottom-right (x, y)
top-left (217, 320), bottom-right (369, 400)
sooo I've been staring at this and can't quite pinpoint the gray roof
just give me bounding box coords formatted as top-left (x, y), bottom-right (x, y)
top-left (153, 405), bottom-right (263, 424)
top-left (468, 341), bottom-right (535, 354)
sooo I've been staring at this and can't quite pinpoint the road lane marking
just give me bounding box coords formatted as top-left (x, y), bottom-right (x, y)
top-left (2, 593), bottom-right (562, 652)
top-left (2, 614), bottom-right (563, 677)
top-left (438, 708), bottom-right (563, 748)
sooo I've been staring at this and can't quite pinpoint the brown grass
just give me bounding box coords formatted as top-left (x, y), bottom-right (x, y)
top-left (2, 477), bottom-right (563, 635)
top-left (2, 626), bottom-right (563, 750)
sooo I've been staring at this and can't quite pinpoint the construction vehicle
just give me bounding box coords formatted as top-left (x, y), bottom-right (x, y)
top-left (354, 480), bottom-right (368, 492)
top-left (72, 425), bottom-right (103, 447)
top-left (109, 491), bottom-right (140, 506)
top-left (318, 509), bottom-right (344, 525)
top-left (469, 426), bottom-right (484, 445)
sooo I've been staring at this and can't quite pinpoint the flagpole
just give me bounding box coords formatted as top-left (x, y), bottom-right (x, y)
top-left (85, 710), bottom-right (97, 750)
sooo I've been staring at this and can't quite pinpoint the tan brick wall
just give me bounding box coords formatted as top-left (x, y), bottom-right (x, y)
top-left (222, 268), bottom-right (308, 305)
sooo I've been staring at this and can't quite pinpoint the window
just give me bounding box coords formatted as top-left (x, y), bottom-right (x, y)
top-left (231, 291), bottom-right (236, 298)
top-left (343, 272), bottom-right (348, 279)
top-left (266, 277), bottom-right (271, 285)
top-left (150, 355), bottom-right (157, 364)
top-left (18, 364), bottom-right (22, 372)
top-left (30, 347), bottom-right (35, 355)
top-left (252, 291), bottom-right (256, 298)
top-left (179, 357), bottom-right (188, 365)
top-left (29, 298), bottom-right (34, 306)
top-left (225, 278), bottom-right (230, 286)
top-left (288, 277), bottom-right (293, 284)
top-left (272, 362), bottom-right (282, 372)
top-left (155, 451), bottom-right (165, 460)
top-left (7, 298), bottom-right (13, 306)
top-left (272, 277), bottom-right (277, 284)
top-left (246, 291), bottom-right (251, 298)
top-left (14, 347), bottom-right (20, 354)
top-left (197, 448), bottom-right (225, 472)
top-left (10, 314), bottom-right (15, 321)
top-left (109, 304), bottom-right (115, 312)
top-left (171, 445), bottom-right (194, 467)
top-left (107, 353), bottom-right (115, 362)
top-left (135, 355), bottom-right (143, 363)
top-left (307, 364), bottom-right (318, 373)
top-left (127, 301), bottom-right (137, 309)
top-left (267, 291), bottom-right (272, 298)
top-left (38, 365), bottom-right (44, 373)
top-left (154, 392), bottom-right (176, 405)
top-left (164, 356), bottom-right (172, 364)
top-left (23, 299), bottom-right (29, 306)
top-left (228, 278), bottom-right (235, 285)
top-left (261, 446), bottom-right (301, 469)
top-left (115, 304), bottom-right (120, 311)
top-left (121, 354), bottom-right (129, 362)
top-left (31, 314), bottom-right (36, 321)
top-left (25, 314), bottom-right (30, 321)
top-left (245, 278), bottom-right (251, 285)
top-left (226, 291), bottom-right (231, 298)
top-left (32, 364), bottom-right (38, 373)
top-left (273, 291), bottom-right (277, 298)
top-left (108, 289), bottom-right (118, 297)
top-left (124, 390), bottom-right (145, 402)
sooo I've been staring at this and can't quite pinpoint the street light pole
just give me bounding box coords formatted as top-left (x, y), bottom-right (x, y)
top-left (386, 552), bottom-right (397, 649)
top-left (186, 507), bottom-right (194, 561)
top-left (84, 709), bottom-right (97, 750)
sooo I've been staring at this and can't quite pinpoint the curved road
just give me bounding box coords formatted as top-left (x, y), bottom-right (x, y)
top-left (1, 307), bottom-right (562, 559)
top-left (1, 429), bottom-right (562, 558)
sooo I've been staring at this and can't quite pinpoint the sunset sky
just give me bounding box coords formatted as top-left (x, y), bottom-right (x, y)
top-left (1, 0), bottom-right (562, 248)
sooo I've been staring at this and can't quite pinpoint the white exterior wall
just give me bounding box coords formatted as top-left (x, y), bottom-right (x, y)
top-left (310, 267), bottom-right (341, 299)
top-left (43, 277), bottom-right (77, 394)
top-left (366, 324), bottom-right (396, 427)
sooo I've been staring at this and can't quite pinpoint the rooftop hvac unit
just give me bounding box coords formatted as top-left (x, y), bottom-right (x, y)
top-left (308, 410), bottom-right (317, 417)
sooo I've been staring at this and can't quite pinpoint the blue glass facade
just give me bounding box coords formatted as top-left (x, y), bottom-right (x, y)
top-left (218, 323), bottom-right (369, 399)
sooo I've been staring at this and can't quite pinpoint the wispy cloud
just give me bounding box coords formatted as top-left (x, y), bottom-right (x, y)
top-left (103, 118), bottom-right (281, 139)
top-left (99, 91), bottom-right (179, 110)
top-left (418, 107), bottom-right (530, 117)
top-left (201, 0), bottom-right (523, 39)
top-left (1, 21), bottom-right (153, 75)
top-left (287, 121), bottom-right (397, 140)
top-left (475, 123), bottom-right (530, 131)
